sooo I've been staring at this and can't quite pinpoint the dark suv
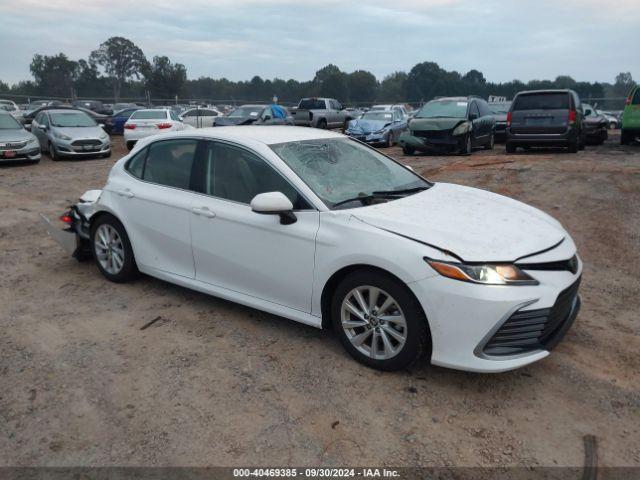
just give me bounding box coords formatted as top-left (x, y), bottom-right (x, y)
top-left (506, 90), bottom-right (584, 153)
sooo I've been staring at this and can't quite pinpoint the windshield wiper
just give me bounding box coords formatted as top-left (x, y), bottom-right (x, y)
top-left (333, 186), bottom-right (429, 208)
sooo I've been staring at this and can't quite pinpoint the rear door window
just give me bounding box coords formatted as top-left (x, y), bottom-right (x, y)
top-left (298, 99), bottom-right (326, 110)
top-left (632, 88), bottom-right (640, 105)
top-left (513, 93), bottom-right (569, 110)
top-left (142, 139), bottom-right (198, 190)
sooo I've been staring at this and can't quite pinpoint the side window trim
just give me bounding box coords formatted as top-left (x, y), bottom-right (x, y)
top-left (194, 139), bottom-right (316, 211)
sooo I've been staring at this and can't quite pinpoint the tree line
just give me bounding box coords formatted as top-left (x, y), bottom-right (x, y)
top-left (0, 36), bottom-right (635, 107)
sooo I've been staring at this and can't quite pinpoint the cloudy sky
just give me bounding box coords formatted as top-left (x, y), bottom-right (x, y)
top-left (0, 0), bottom-right (637, 85)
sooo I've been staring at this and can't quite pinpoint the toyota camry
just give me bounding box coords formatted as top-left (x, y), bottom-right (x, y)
top-left (42, 127), bottom-right (582, 372)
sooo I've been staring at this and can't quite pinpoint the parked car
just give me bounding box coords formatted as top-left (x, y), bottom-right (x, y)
top-left (399, 97), bottom-right (495, 155)
top-left (180, 107), bottom-right (221, 128)
top-left (371, 104), bottom-right (409, 119)
top-left (582, 103), bottom-right (608, 145)
top-left (215, 104), bottom-right (293, 126)
top-left (43, 126), bottom-right (582, 372)
top-left (292, 97), bottom-right (352, 129)
top-left (123, 109), bottom-right (189, 150)
top-left (596, 110), bottom-right (619, 129)
top-left (104, 107), bottom-right (142, 135)
top-left (22, 105), bottom-right (108, 130)
top-left (0, 99), bottom-right (25, 123)
top-left (31, 109), bottom-right (111, 160)
top-left (488, 101), bottom-right (512, 142)
top-left (0, 111), bottom-right (41, 163)
top-left (345, 109), bottom-right (407, 147)
top-left (72, 100), bottom-right (113, 115)
top-left (506, 89), bottom-right (584, 153)
top-left (621, 84), bottom-right (640, 145)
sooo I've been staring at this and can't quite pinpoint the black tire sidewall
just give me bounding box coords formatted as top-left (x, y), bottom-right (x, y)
top-left (331, 270), bottom-right (430, 371)
top-left (90, 214), bottom-right (138, 283)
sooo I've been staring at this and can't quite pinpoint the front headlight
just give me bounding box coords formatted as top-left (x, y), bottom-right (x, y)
top-left (452, 122), bottom-right (471, 136)
top-left (425, 258), bottom-right (538, 285)
top-left (99, 131), bottom-right (108, 140)
top-left (54, 131), bottom-right (72, 140)
top-left (27, 136), bottom-right (38, 145)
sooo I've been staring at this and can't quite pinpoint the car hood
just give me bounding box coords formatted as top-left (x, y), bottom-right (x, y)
top-left (348, 119), bottom-right (390, 133)
top-left (409, 117), bottom-right (465, 131)
top-left (0, 128), bottom-right (34, 143)
top-left (51, 126), bottom-right (106, 139)
top-left (350, 183), bottom-right (566, 262)
top-left (215, 116), bottom-right (256, 126)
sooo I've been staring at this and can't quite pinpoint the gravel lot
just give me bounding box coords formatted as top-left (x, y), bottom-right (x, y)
top-left (0, 132), bottom-right (639, 468)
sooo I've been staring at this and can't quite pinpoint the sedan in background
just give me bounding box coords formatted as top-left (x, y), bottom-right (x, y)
top-left (345, 109), bottom-right (407, 147)
top-left (104, 107), bottom-right (142, 135)
top-left (399, 97), bottom-right (495, 155)
top-left (0, 111), bottom-right (41, 163)
top-left (31, 109), bottom-right (110, 160)
top-left (582, 103), bottom-right (608, 145)
top-left (123, 109), bottom-right (189, 150)
top-left (44, 127), bottom-right (582, 373)
top-left (72, 100), bottom-right (113, 115)
top-left (488, 101), bottom-right (511, 142)
top-left (215, 104), bottom-right (293, 126)
top-left (22, 105), bottom-right (108, 130)
top-left (180, 107), bottom-right (221, 128)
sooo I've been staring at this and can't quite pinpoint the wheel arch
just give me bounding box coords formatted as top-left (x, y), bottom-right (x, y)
top-left (320, 264), bottom-right (431, 340)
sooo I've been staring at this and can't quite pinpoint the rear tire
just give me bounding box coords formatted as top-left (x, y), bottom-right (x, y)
top-left (402, 145), bottom-right (415, 155)
top-left (609, 122), bottom-right (617, 130)
top-left (331, 269), bottom-right (430, 371)
top-left (317, 119), bottom-right (327, 130)
top-left (505, 142), bottom-right (517, 154)
top-left (90, 214), bottom-right (138, 283)
top-left (568, 139), bottom-right (579, 153)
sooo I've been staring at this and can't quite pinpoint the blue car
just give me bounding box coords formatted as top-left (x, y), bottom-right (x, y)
top-left (345, 109), bottom-right (407, 147)
top-left (104, 107), bottom-right (142, 135)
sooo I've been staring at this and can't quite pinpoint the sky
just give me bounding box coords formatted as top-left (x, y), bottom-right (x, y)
top-left (0, 0), bottom-right (637, 85)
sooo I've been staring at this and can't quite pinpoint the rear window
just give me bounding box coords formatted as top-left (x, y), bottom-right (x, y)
top-left (513, 93), bottom-right (569, 111)
top-left (298, 99), bottom-right (326, 110)
top-left (130, 110), bottom-right (168, 120)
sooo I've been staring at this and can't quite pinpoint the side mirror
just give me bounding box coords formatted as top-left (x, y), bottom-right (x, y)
top-left (250, 192), bottom-right (296, 225)
top-left (263, 115), bottom-right (272, 121)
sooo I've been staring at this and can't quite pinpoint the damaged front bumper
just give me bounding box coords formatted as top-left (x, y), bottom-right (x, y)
top-left (398, 131), bottom-right (463, 153)
top-left (40, 189), bottom-right (102, 259)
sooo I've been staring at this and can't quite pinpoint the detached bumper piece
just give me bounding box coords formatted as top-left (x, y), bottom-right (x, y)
top-left (483, 277), bottom-right (581, 356)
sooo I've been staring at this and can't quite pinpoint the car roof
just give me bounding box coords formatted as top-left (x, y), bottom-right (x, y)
top-left (516, 89), bottom-right (573, 96)
top-left (169, 126), bottom-right (343, 145)
top-left (46, 108), bottom-right (86, 114)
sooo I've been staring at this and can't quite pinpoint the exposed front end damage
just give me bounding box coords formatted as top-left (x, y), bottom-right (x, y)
top-left (40, 189), bottom-right (102, 260)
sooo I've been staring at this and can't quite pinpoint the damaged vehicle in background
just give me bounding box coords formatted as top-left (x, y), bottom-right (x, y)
top-left (0, 111), bottom-right (41, 163)
top-left (42, 126), bottom-right (582, 373)
top-left (345, 109), bottom-right (407, 147)
top-left (215, 104), bottom-right (293, 126)
top-left (399, 97), bottom-right (495, 155)
top-left (488, 101), bottom-right (511, 142)
top-left (582, 103), bottom-right (608, 145)
top-left (31, 109), bottom-right (111, 160)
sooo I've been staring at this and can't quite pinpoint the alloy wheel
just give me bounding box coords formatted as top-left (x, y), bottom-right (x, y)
top-left (94, 224), bottom-right (125, 275)
top-left (340, 286), bottom-right (407, 360)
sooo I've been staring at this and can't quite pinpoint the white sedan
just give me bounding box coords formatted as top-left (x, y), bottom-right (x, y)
top-left (44, 127), bottom-right (582, 372)
top-left (180, 107), bottom-right (221, 128)
top-left (123, 109), bottom-right (189, 150)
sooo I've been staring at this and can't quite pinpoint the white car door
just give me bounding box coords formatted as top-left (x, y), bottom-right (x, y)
top-left (189, 140), bottom-right (319, 312)
top-left (111, 138), bottom-right (201, 278)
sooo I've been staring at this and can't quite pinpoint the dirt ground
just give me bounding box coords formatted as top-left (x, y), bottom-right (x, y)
top-left (0, 131), bottom-right (639, 468)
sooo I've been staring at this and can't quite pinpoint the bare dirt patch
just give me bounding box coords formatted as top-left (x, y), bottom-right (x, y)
top-left (0, 132), bottom-right (639, 467)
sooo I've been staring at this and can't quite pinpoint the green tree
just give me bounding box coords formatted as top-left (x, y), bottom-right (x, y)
top-left (347, 70), bottom-right (378, 104)
top-left (613, 72), bottom-right (635, 97)
top-left (30, 53), bottom-right (79, 97)
top-left (90, 37), bottom-right (148, 102)
top-left (145, 56), bottom-right (187, 100)
top-left (377, 72), bottom-right (408, 102)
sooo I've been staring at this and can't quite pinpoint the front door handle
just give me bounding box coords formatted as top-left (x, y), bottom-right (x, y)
top-left (116, 189), bottom-right (135, 198)
top-left (191, 207), bottom-right (216, 218)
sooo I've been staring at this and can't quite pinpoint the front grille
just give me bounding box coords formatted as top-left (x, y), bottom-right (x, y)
top-left (0, 140), bottom-right (28, 150)
top-left (413, 129), bottom-right (451, 139)
top-left (71, 139), bottom-right (101, 147)
top-left (482, 277), bottom-right (581, 356)
top-left (517, 255), bottom-right (579, 274)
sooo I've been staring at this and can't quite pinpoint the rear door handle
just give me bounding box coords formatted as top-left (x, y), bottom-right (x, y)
top-left (116, 189), bottom-right (135, 198)
top-left (191, 207), bottom-right (216, 218)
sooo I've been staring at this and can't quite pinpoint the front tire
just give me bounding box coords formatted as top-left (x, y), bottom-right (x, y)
top-left (316, 119), bottom-right (327, 130)
top-left (386, 131), bottom-right (394, 148)
top-left (402, 145), bottom-right (415, 155)
top-left (331, 270), bottom-right (430, 371)
top-left (459, 133), bottom-right (472, 155)
top-left (48, 142), bottom-right (59, 161)
top-left (484, 131), bottom-right (495, 150)
top-left (90, 214), bottom-right (138, 283)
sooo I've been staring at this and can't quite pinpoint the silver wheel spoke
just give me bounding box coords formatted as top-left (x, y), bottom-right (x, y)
top-left (344, 300), bottom-right (366, 321)
top-left (353, 289), bottom-right (369, 315)
top-left (380, 314), bottom-right (406, 327)
top-left (377, 296), bottom-right (394, 315)
top-left (381, 324), bottom-right (405, 343)
top-left (351, 328), bottom-right (372, 347)
top-left (342, 319), bottom-right (368, 329)
top-left (379, 328), bottom-right (396, 355)
top-left (368, 287), bottom-right (380, 311)
top-left (371, 330), bottom-right (379, 358)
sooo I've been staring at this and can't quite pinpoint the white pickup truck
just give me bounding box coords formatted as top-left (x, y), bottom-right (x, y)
top-left (292, 97), bottom-right (352, 129)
